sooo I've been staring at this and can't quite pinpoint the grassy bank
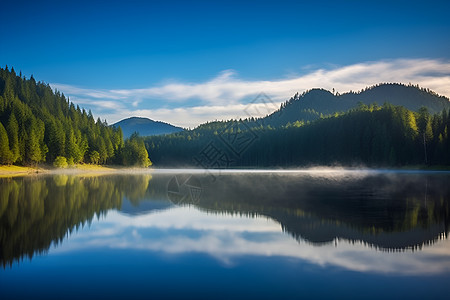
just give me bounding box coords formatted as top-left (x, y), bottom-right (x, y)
top-left (0, 164), bottom-right (155, 177)
top-left (0, 164), bottom-right (117, 177)
top-left (0, 165), bottom-right (43, 177)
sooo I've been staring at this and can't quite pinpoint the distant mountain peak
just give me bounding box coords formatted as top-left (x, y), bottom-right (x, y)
top-left (113, 117), bottom-right (183, 138)
top-left (307, 88), bottom-right (333, 95)
top-left (121, 116), bottom-right (157, 123)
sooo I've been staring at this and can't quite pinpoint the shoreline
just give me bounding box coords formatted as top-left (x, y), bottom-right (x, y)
top-left (0, 164), bottom-right (141, 177)
top-left (1, 164), bottom-right (449, 177)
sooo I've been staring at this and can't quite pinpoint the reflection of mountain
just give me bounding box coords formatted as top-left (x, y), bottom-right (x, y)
top-left (187, 172), bottom-right (450, 251)
top-left (120, 199), bottom-right (173, 215)
top-left (1, 172), bottom-right (449, 267)
top-left (273, 211), bottom-right (445, 250)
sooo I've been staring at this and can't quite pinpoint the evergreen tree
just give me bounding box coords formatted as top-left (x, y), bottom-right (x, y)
top-left (0, 96), bottom-right (5, 113)
top-left (97, 137), bottom-right (107, 164)
top-left (123, 133), bottom-right (152, 167)
top-left (0, 122), bottom-right (12, 164)
top-left (89, 151), bottom-right (100, 164)
top-left (26, 127), bottom-right (42, 164)
top-left (6, 113), bottom-right (19, 163)
top-left (417, 107), bottom-right (434, 163)
top-left (65, 127), bottom-right (80, 163)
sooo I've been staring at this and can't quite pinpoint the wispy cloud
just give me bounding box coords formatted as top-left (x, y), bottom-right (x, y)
top-left (99, 103), bottom-right (282, 129)
top-left (51, 59), bottom-right (450, 128)
top-left (53, 208), bottom-right (450, 275)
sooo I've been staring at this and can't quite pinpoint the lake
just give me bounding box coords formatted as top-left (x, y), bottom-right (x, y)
top-left (1, 169), bottom-right (449, 299)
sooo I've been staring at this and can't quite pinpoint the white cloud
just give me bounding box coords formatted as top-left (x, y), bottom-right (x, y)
top-left (53, 207), bottom-right (450, 275)
top-left (100, 102), bottom-right (283, 128)
top-left (50, 59), bottom-right (450, 128)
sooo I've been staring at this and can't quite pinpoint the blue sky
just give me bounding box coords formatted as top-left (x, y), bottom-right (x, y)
top-left (2, 0), bottom-right (450, 127)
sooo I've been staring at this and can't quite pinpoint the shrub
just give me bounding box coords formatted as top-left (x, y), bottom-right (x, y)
top-left (53, 156), bottom-right (68, 168)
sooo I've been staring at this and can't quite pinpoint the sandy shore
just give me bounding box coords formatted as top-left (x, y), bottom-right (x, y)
top-left (0, 164), bottom-right (138, 177)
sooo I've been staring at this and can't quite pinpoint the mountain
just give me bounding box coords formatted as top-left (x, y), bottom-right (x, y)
top-left (263, 83), bottom-right (450, 127)
top-left (113, 117), bottom-right (184, 138)
top-left (145, 103), bottom-right (450, 167)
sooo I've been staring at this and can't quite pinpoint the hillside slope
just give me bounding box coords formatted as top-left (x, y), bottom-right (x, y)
top-left (0, 66), bottom-right (150, 167)
top-left (263, 83), bottom-right (450, 127)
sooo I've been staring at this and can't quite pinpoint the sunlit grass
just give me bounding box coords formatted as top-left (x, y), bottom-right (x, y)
top-left (0, 165), bottom-right (41, 177)
top-left (0, 165), bottom-right (34, 172)
top-left (0, 164), bottom-right (154, 177)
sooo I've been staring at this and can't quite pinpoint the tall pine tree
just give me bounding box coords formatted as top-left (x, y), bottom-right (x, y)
top-left (6, 113), bottom-right (20, 163)
top-left (0, 122), bottom-right (12, 164)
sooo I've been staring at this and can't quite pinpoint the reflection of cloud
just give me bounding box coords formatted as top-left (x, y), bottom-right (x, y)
top-left (50, 59), bottom-right (450, 128)
top-left (53, 207), bottom-right (450, 275)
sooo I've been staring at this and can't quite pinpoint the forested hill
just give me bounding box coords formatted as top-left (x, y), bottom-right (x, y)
top-left (263, 83), bottom-right (450, 127)
top-left (145, 104), bottom-right (450, 167)
top-left (0, 66), bottom-right (150, 166)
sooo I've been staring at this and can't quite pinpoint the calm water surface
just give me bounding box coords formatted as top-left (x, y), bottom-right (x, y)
top-left (0, 170), bottom-right (449, 299)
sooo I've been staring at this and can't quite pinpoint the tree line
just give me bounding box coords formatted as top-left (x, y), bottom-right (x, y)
top-left (0, 66), bottom-right (150, 167)
top-left (145, 103), bottom-right (450, 167)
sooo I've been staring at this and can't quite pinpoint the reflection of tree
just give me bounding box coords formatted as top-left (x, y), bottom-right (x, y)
top-left (118, 172), bottom-right (449, 251)
top-left (188, 173), bottom-right (450, 251)
top-left (2, 172), bottom-right (448, 266)
top-left (118, 174), bottom-right (153, 205)
top-left (0, 174), bottom-right (153, 267)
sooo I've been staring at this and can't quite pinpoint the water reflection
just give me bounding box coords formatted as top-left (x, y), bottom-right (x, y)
top-left (0, 174), bottom-right (154, 267)
top-left (60, 207), bottom-right (450, 275)
top-left (195, 171), bottom-right (450, 251)
top-left (0, 170), bottom-right (449, 274)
